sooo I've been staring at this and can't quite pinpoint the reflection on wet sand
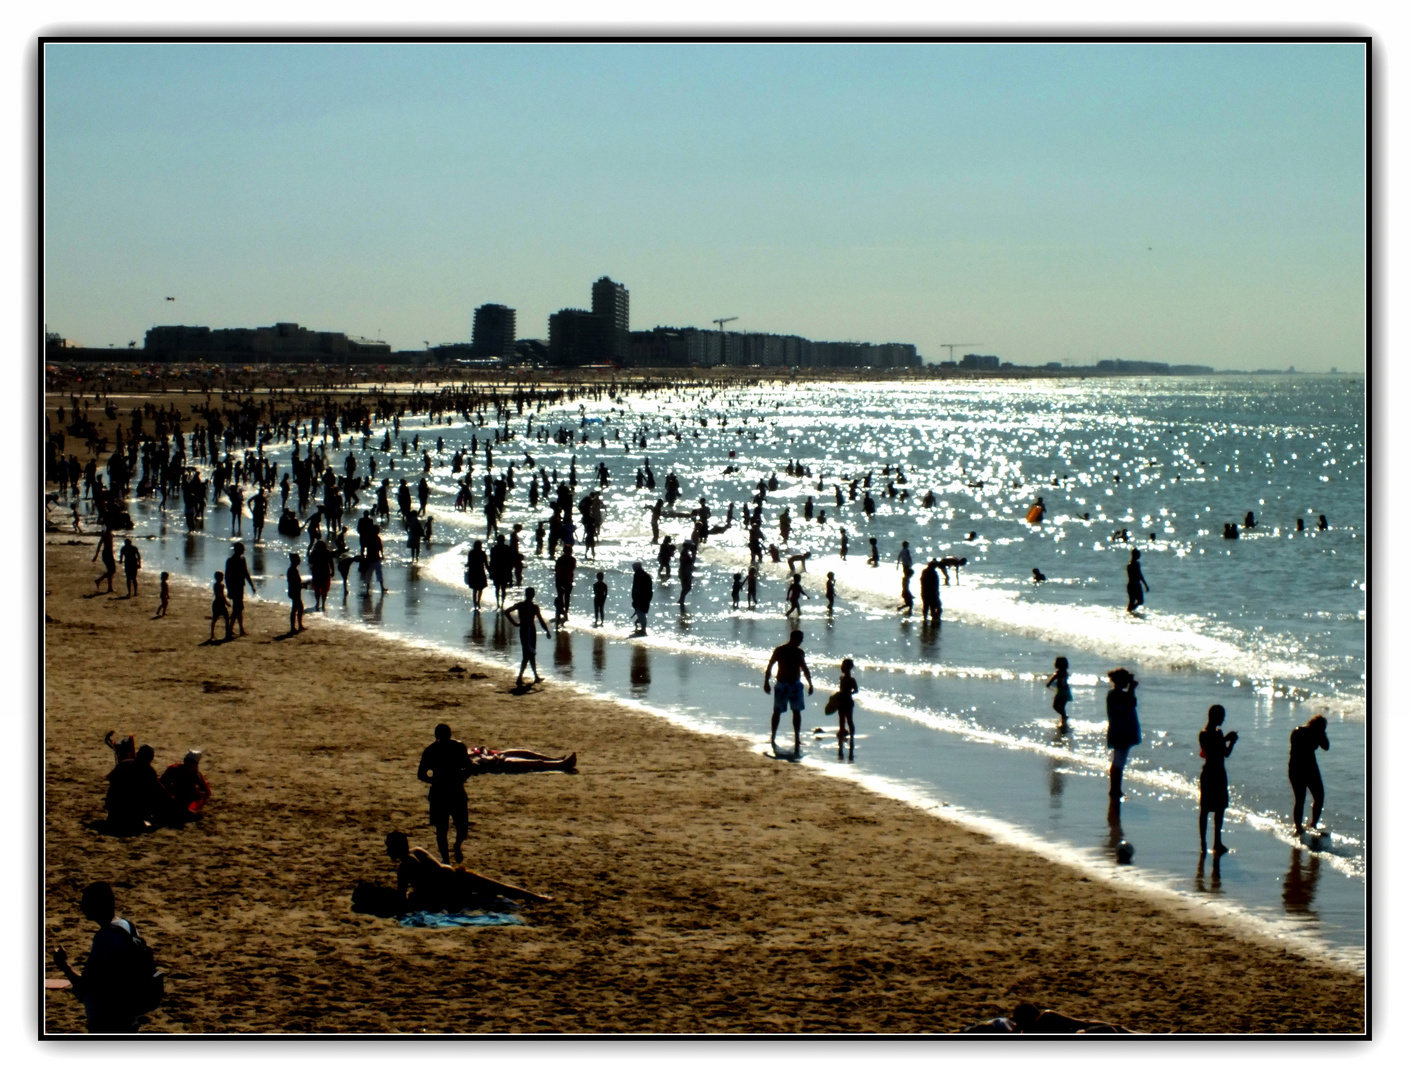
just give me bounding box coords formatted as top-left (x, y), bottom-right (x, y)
top-left (1283, 847), bottom-right (1322, 917)
top-left (1195, 851), bottom-right (1224, 894)
top-left (1106, 799), bottom-right (1132, 864)
top-left (491, 612), bottom-right (508, 651)
top-left (358, 590), bottom-right (385, 625)
top-left (468, 610), bottom-right (485, 647)
top-left (630, 645), bottom-right (651, 692)
top-left (554, 629), bottom-right (573, 670)
top-left (592, 636), bottom-right (606, 675)
top-left (1047, 739), bottom-right (1067, 810)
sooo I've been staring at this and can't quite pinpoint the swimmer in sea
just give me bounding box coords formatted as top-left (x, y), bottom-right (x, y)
top-left (1125, 549), bottom-right (1149, 614)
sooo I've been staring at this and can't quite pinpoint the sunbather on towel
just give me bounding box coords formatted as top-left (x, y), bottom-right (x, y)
top-left (384, 831), bottom-right (550, 911)
top-left (467, 747), bottom-right (577, 773)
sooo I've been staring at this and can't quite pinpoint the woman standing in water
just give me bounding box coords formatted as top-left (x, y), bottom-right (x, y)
top-left (1046, 657), bottom-right (1072, 731)
top-left (464, 540), bottom-right (489, 610)
top-left (1198, 704), bottom-right (1238, 855)
top-left (1289, 714), bottom-right (1330, 835)
top-left (1125, 549), bottom-right (1149, 613)
top-left (1104, 668), bottom-right (1141, 800)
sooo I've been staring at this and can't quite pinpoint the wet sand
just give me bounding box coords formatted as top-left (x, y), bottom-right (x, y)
top-left (42, 536), bottom-right (1364, 1034)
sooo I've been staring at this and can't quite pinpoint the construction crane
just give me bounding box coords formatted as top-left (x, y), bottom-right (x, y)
top-left (713, 316), bottom-right (738, 333)
top-left (937, 343), bottom-right (983, 363)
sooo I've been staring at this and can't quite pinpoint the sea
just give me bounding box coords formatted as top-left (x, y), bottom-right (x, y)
top-left (112, 374), bottom-right (1367, 969)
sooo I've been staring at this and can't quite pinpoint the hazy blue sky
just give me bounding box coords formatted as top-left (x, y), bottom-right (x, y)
top-left (42, 41), bottom-right (1365, 369)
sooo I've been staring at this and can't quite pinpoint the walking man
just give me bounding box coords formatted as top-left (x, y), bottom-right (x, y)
top-left (505, 587), bottom-right (553, 685)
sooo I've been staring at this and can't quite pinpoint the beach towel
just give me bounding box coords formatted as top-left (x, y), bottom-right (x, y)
top-left (397, 911), bottom-right (524, 929)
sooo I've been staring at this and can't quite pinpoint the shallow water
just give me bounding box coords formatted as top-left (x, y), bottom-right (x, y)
top-left (116, 374), bottom-right (1366, 966)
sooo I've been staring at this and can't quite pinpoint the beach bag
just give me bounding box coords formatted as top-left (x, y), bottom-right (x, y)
top-left (823, 691), bottom-right (844, 716)
top-left (116, 920), bottom-right (166, 1015)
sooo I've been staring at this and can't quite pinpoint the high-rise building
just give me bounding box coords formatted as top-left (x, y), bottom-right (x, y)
top-left (471, 303), bottom-right (516, 358)
top-left (548, 309), bottom-right (607, 367)
top-left (591, 276), bottom-right (630, 362)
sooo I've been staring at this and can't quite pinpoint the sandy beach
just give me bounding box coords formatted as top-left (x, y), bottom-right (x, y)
top-left (42, 534), bottom-right (1364, 1034)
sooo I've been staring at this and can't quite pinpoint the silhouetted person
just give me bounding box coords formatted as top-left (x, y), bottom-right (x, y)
top-left (119, 539), bottom-right (141, 597)
top-left (208, 571), bottom-right (229, 642)
top-left (154, 572), bottom-right (169, 618)
top-left (764, 629), bottom-right (814, 755)
top-left (1125, 549), bottom-right (1149, 613)
top-left (51, 882), bottom-right (157, 1032)
top-left (464, 540), bottom-right (489, 609)
top-left (93, 525), bottom-right (117, 593)
top-left (159, 750), bottom-right (210, 822)
top-left (1318, 514), bottom-right (1328, 530)
top-left (382, 831), bottom-right (547, 912)
top-left (731, 572), bottom-right (744, 610)
top-left (286, 552), bottom-right (305, 633)
top-left (1105, 668), bottom-right (1141, 799)
top-left (630, 562), bottom-right (653, 635)
top-left (834, 657), bottom-right (858, 756)
top-left (225, 542), bottom-right (256, 637)
top-left (592, 572), bottom-right (608, 626)
top-left (1046, 656), bottom-right (1071, 730)
top-left (505, 587), bottom-right (552, 685)
top-left (825, 571), bottom-right (836, 615)
top-left (418, 723), bottom-right (472, 863)
top-left (1289, 714), bottom-right (1330, 834)
top-left (1199, 704), bottom-right (1238, 854)
top-left (867, 537), bottom-right (880, 566)
top-left (784, 574), bottom-right (807, 617)
top-left (1031, 567), bottom-right (1046, 584)
top-left (104, 744), bottom-right (174, 833)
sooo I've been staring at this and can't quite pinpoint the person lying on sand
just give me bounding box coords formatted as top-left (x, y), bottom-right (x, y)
top-left (383, 831), bottom-right (549, 912)
top-left (959, 1003), bottom-right (1134, 1034)
top-left (466, 747), bottom-right (577, 774)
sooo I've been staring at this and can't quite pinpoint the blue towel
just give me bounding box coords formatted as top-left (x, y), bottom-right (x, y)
top-left (397, 911), bottom-right (525, 929)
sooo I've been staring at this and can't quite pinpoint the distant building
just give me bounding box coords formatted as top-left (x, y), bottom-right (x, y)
top-left (959, 353), bottom-right (1001, 371)
top-left (591, 276), bottom-right (630, 362)
top-left (141, 323), bottom-right (389, 363)
top-left (548, 309), bottom-right (607, 367)
top-left (471, 303), bottom-right (517, 358)
top-left (1096, 358), bottom-right (1171, 374)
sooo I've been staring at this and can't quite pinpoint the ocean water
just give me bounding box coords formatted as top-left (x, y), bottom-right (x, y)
top-left (110, 374), bottom-right (1367, 967)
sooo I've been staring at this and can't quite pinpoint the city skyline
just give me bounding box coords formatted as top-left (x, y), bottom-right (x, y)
top-left (42, 41), bottom-right (1366, 370)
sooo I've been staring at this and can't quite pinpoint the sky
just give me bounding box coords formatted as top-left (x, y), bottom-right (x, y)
top-left (43, 41), bottom-right (1365, 367)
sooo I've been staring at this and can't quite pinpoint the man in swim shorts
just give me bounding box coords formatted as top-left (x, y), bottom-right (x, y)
top-left (417, 723), bottom-right (472, 863)
top-left (764, 629), bottom-right (814, 754)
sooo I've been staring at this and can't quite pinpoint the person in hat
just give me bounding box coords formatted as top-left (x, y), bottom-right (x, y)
top-left (160, 750), bottom-right (211, 822)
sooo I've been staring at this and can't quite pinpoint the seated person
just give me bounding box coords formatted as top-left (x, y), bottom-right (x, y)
top-left (104, 730), bottom-right (135, 768)
top-left (383, 831), bottom-right (549, 912)
top-left (466, 747), bottom-right (577, 774)
top-left (104, 745), bottom-right (176, 833)
top-left (159, 750), bottom-right (211, 820)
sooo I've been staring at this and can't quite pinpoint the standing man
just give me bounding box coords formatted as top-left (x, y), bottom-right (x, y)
top-left (505, 587), bottom-right (553, 686)
top-left (417, 723), bottom-right (472, 864)
top-left (119, 538), bottom-right (142, 598)
top-left (554, 544), bottom-right (578, 626)
top-left (630, 561), bottom-right (653, 635)
top-left (763, 629), bottom-right (814, 755)
top-left (224, 541), bottom-right (256, 638)
top-left (286, 551), bottom-right (305, 634)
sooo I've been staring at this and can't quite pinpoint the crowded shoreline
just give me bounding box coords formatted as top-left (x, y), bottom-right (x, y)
top-left (44, 377), bottom-right (1364, 1037)
top-left (44, 538), bottom-right (1365, 1033)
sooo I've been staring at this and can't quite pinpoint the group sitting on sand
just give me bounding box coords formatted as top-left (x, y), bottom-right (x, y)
top-left (101, 732), bottom-right (210, 834)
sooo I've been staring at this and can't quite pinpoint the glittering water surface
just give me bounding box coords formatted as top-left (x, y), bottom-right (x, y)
top-left (130, 374), bottom-right (1366, 965)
